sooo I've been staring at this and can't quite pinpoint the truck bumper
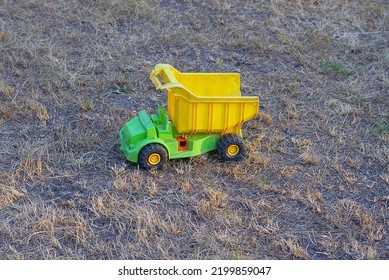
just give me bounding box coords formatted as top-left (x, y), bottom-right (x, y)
top-left (119, 129), bottom-right (138, 163)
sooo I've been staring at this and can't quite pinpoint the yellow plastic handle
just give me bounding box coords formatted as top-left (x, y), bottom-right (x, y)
top-left (149, 64), bottom-right (166, 89)
top-left (149, 64), bottom-right (180, 91)
top-left (150, 73), bottom-right (163, 89)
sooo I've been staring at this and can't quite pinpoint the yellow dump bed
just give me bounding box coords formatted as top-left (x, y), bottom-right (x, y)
top-left (150, 64), bottom-right (259, 135)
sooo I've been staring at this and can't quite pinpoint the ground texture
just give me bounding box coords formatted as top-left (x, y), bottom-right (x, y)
top-left (0, 0), bottom-right (388, 259)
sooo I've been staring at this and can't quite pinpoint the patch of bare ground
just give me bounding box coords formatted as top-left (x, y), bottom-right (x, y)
top-left (0, 0), bottom-right (388, 259)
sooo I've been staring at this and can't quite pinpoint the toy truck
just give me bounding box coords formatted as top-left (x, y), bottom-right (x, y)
top-left (119, 64), bottom-right (259, 169)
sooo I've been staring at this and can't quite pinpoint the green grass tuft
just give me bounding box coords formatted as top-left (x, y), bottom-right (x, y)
top-left (322, 60), bottom-right (355, 77)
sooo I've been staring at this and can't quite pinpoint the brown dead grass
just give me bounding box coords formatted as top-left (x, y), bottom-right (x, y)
top-left (0, 0), bottom-right (388, 259)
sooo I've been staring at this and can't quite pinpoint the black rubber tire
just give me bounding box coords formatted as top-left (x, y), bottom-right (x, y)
top-left (217, 134), bottom-right (246, 161)
top-left (138, 143), bottom-right (168, 170)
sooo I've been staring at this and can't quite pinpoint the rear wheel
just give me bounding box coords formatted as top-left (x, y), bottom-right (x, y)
top-left (218, 134), bottom-right (245, 161)
top-left (138, 143), bottom-right (167, 170)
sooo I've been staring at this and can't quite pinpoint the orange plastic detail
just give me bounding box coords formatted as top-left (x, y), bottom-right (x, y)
top-left (176, 136), bottom-right (188, 151)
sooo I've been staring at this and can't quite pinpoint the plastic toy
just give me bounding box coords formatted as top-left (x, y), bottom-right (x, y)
top-left (119, 64), bottom-right (259, 169)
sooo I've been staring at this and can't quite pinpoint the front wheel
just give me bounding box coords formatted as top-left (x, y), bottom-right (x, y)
top-left (217, 134), bottom-right (246, 161)
top-left (138, 143), bottom-right (167, 170)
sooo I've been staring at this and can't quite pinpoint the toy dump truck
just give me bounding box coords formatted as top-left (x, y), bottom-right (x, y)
top-left (119, 64), bottom-right (259, 169)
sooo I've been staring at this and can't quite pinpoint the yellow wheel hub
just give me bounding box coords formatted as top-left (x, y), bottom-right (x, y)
top-left (148, 153), bottom-right (161, 165)
top-left (227, 144), bottom-right (239, 156)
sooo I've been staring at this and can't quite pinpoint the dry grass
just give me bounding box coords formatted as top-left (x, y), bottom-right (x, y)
top-left (0, 0), bottom-right (388, 259)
